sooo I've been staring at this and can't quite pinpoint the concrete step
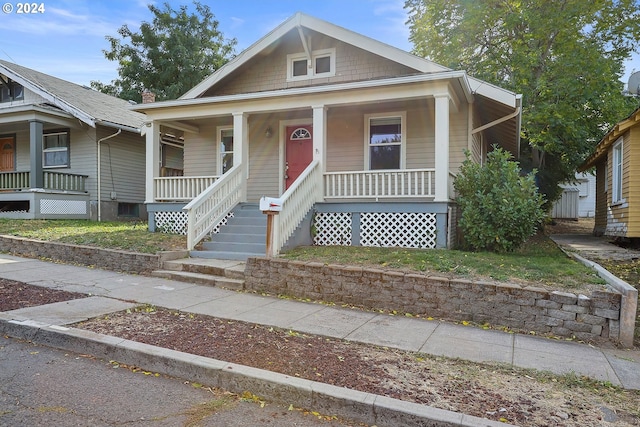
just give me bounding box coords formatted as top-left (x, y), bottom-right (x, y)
top-left (213, 233), bottom-right (265, 244)
top-left (152, 258), bottom-right (246, 289)
top-left (219, 224), bottom-right (267, 235)
top-left (151, 270), bottom-right (244, 290)
top-left (201, 241), bottom-right (265, 254)
top-left (189, 250), bottom-right (263, 261)
top-left (226, 216), bottom-right (267, 226)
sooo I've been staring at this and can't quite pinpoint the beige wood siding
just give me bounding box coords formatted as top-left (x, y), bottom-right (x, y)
top-left (183, 122), bottom-right (222, 177)
top-left (449, 105), bottom-right (470, 172)
top-left (247, 113), bottom-right (281, 201)
top-left (326, 107), bottom-right (365, 172)
top-left (204, 30), bottom-right (416, 97)
top-left (406, 100), bottom-right (435, 169)
top-left (325, 99), bottom-right (468, 173)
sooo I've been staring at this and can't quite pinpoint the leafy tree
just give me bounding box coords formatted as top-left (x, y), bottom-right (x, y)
top-left (405, 0), bottom-right (640, 205)
top-left (454, 147), bottom-right (545, 252)
top-left (91, 1), bottom-right (236, 102)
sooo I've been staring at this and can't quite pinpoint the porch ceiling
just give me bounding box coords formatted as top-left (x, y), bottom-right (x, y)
top-left (474, 93), bottom-right (520, 157)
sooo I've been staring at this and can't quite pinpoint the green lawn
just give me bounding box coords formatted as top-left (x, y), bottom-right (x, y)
top-left (0, 219), bottom-right (186, 254)
top-left (0, 219), bottom-right (606, 291)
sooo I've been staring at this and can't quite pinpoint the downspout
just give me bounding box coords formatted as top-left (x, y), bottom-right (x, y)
top-left (97, 129), bottom-right (121, 221)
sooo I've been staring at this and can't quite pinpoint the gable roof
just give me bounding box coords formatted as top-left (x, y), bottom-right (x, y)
top-left (0, 60), bottom-right (145, 132)
top-left (579, 105), bottom-right (640, 171)
top-left (181, 12), bottom-right (450, 99)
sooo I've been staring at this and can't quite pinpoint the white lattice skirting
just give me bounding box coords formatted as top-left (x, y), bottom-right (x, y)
top-left (154, 211), bottom-right (188, 234)
top-left (313, 212), bottom-right (352, 246)
top-left (40, 199), bottom-right (87, 215)
top-left (313, 212), bottom-right (437, 249)
top-left (154, 211), bottom-right (233, 235)
top-left (361, 212), bottom-right (436, 248)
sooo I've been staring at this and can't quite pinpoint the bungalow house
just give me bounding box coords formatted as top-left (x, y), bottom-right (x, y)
top-left (0, 60), bottom-right (148, 220)
top-left (579, 105), bottom-right (640, 238)
top-left (135, 13), bottom-right (522, 260)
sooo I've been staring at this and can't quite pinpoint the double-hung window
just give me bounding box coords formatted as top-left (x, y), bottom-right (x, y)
top-left (287, 48), bottom-right (336, 81)
top-left (218, 127), bottom-right (233, 175)
top-left (612, 138), bottom-right (623, 203)
top-left (43, 130), bottom-right (69, 168)
top-left (365, 113), bottom-right (405, 170)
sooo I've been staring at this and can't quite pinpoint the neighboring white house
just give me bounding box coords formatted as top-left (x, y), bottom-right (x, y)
top-left (133, 12), bottom-right (523, 259)
top-left (0, 60), bottom-right (148, 220)
top-left (552, 172), bottom-right (596, 219)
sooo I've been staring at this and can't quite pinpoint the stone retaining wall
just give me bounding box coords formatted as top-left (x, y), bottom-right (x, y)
top-left (0, 235), bottom-right (162, 274)
top-left (245, 258), bottom-right (623, 343)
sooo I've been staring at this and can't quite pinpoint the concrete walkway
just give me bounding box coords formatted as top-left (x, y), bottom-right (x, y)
top-left (1, 250), bottom-right (639, 426)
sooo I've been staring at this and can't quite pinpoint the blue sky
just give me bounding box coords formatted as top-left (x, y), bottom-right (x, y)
top-left (1, 0), bottom-right (639, 90)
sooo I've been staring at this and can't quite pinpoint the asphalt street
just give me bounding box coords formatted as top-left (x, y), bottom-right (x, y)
top-left (0, 336), bottom-right (365, 427)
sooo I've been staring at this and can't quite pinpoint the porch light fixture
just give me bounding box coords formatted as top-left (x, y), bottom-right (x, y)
top-left (265, 126), bottom-right (273, 138)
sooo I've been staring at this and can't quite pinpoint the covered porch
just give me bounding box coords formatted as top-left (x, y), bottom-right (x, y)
top-left (0, 117), bottom-right (90, 219)
top-left (141, 73), bottom-right (519, 257)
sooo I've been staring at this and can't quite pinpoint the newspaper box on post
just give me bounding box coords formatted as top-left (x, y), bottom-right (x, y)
top-left (259, 196), bottom-right (282, 212)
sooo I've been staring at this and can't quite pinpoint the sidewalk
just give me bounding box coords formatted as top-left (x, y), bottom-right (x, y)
top-left (1, 252), bottom-right (639, 425)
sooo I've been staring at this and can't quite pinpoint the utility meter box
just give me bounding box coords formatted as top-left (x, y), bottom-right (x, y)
top-left (259, 196), bottom-right (283, 212)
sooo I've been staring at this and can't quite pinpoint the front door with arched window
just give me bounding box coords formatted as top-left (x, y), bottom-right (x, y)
top-left (285, 125), bottom-right (313, 189)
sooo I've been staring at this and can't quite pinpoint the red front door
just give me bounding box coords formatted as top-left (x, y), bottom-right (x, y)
top-left (285, 125), bottom-right (313, 189)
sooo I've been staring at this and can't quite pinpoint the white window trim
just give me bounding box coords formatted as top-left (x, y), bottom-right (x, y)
top-left (364, 112), bottom-right (407, 170)
top-left (217, 126), bottom-right (233, 176)
top-left (286, 48), bottom-right (336, 82)
top-left (612, 137), bottom-right (623, 204)
top-left (42, 131), bottom-right (69, 169)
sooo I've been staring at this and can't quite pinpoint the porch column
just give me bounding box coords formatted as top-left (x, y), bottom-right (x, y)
top-left (312, 105), bottom-right (327, 169)
top-left (145, 121), bottom-right (160, 203)
top-left (29, 120), bottom-right (43, 189)
top-left (434, 94), bottom-right (450, 202)
top-left (233, 112), bottom-right (249, 201)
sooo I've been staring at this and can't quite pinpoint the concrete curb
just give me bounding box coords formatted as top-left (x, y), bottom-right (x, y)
top-left (0, 314), bottom-right (515, 427)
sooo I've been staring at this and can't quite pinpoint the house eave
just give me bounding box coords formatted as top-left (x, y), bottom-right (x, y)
top-left (579, 106), bottom-right (640, 171)
top-left (0, 63), bottom-right (96, 128)
top-left (133, 71), bottom-right (496, 114)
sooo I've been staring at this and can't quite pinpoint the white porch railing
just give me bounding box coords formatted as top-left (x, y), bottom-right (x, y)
top-left (154, 176), bottom-right (219, 201)
top-left (323, 169), bottom-right (436, 198)
top-left (273, 160), bottom-right (322, 256)
top-left (184, 166), bottom-right (244, 250)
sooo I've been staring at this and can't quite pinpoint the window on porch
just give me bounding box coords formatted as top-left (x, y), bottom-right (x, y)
top-left (219, 128), bottom-right (234, 175)
top-left (366, 114), bottom-right (404, 170)
top-left (43, 130), bottom-right (69, 168)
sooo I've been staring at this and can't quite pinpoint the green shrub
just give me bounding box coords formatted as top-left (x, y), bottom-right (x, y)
top-left (454, 147), bottom-right (546, 252)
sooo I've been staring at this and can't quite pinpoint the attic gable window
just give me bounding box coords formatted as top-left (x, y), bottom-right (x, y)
top-left (287, 48), bottom-right (336, 81)
top-left (0, 79), bottom-right (24, 103)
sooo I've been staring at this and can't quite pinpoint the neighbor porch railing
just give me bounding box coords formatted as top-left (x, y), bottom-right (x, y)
top-left (0, 171), bottom-right (88, 192)
top-left (323, 168), bottom-right (436, 199)
top-left (154, 175), bottom-right (219, 201)
top-left (273, 160), bottom-right (322, 256)
top-left (183, 165), bottom-right (245, 250)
